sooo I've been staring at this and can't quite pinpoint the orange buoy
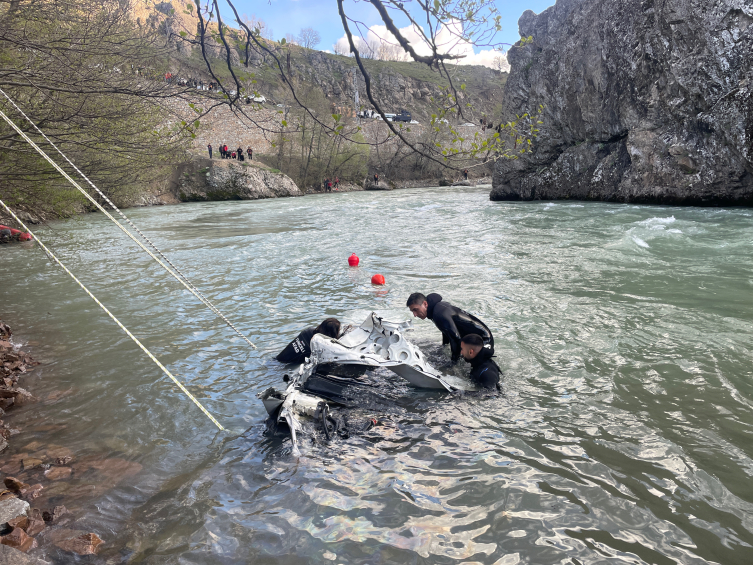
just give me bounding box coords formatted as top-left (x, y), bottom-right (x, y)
top-left (348, 253), bottom-right (360, 267)
top-left (371, 274), bottom-right (385, 285)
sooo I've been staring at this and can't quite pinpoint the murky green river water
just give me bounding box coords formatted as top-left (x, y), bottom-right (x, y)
top-left (2, 187), bottom-right (753, 564)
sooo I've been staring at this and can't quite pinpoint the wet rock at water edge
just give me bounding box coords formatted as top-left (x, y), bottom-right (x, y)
top-left (21, 485), bottom-right (43, 501)
top-left (0, 527), bottom-right (36, 552)
top-left (21, 458), bottom-right (43, 471)
top-left (0, 388), bottom-right (37, 407)
top-left (4, 477), bottom-right (29, 494)
top-left (23, 510), bottom-right (45, 537)
top-left (7, 516), bottom-right (29, 530)
top-left (43, 466), bottom-right (72, 480)
top-left (46, 529), bottom-right (103, 555)
top-left (42, 505), bottom-right (72, 525)
top-left (7, 514), bottom-right (44, 538)
top-left (0, 497), bottom-right (29, 524)
top-left (451, 180), bottom-right (473, 187)
top-left (0, 544), bottom-right (48, 565)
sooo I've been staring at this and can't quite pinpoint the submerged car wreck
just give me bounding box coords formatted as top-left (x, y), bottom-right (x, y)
top-left (258, 313), bottom-right (477, 454)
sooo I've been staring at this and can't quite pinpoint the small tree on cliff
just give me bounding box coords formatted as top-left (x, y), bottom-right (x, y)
top-left (297, 27), bottom-right (321, 50)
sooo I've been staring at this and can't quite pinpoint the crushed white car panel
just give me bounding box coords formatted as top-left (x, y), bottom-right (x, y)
top-left (312, 313), bottom-right (477, 391)
top-left (257, 313), bottom-right (477, 455)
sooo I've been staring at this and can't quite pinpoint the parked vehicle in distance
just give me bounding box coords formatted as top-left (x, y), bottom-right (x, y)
top-left (394, 109), bottom-right (412, 123)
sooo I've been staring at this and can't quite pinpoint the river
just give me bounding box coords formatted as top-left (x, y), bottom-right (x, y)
top-left (1, 186), bottom-right (752, 564)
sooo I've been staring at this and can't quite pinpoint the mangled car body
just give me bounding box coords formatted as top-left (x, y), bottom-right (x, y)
top-left (258, 313), bottom-right (477, 454)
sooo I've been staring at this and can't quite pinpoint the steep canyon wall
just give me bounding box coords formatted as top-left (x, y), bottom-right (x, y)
top-left (491, 0), bottom-right (753, 205)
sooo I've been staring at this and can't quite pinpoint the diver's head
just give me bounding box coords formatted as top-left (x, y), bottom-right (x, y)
top-left (406, 293), bottom-right (428, 319)
top-left (460, 334), bottom-right (484, 361)
top-left (315, 318), bottom-right (341, 338)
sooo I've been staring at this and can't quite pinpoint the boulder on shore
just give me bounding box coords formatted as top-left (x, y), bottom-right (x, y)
top-left (451, 180), bottom-right (473, 187)
top-left (363, 180), bottom-right (392, 191)
top-left (492, 0), bottom-right (753, 205)
top-left (173, 158), bottom-right (303, 201)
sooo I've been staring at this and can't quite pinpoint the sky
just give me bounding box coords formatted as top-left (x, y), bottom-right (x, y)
top-left (229, 0), bottom-right (556, 68)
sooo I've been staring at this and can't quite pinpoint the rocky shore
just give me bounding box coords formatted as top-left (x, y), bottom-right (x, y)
top-left (0, 321), bottom-right (105, 561)
top-left (144, 157), bottom-right (493, 204)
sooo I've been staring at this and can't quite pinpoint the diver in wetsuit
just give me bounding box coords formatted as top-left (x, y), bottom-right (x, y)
top-left (460, 334), bottom-right (500, 389)
top-left (275, 318), bottom-right (341, 364)
top-left (406, 292), bottom-right (493, 363)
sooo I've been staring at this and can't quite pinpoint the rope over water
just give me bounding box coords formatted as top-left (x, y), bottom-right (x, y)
top-left (0, 198), bottom-right (224, 430)
top-left (0, 88), bottom-right (256, 350)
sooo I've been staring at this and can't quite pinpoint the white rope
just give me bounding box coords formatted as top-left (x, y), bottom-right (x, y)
top-left (0, 198), bottom-right (224, 431)
top-left (0, 89), bottom-right (255, 349)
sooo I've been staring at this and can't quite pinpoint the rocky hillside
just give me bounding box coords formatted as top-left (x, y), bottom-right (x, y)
top-left (133, 0), bottom-right (507, 125)
top-left (491, 0), bottom-right (753, 205)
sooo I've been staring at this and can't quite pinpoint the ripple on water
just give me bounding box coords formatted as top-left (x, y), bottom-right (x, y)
top-left (0, 193), bottom-right (752, 564)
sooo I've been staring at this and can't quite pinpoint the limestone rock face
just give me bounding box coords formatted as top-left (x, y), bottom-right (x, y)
top-left (177, 159), bottom-right (303, 201)
top-left (491, 0), bottom-right (753, 205)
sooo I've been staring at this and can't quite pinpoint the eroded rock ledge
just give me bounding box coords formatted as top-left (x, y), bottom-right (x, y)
top-left (491, 0), bottom-right (753, 205)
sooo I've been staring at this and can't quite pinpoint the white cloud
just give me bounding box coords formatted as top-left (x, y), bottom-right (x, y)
top-left (333, 20), bottom-right (509, 71)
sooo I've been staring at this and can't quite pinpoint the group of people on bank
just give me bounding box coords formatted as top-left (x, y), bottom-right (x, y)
top-left (276, 292), bottom-right (500, 390)
top-left (208, 144), bottom-right (253, 161)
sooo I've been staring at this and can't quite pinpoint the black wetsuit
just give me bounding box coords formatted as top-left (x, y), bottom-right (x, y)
top-left (468, 347), bottom-right (500, 389)
top-left (426, 293), bottom-right (494, 363)
top-left (276, 327), bottom-right (316, 364)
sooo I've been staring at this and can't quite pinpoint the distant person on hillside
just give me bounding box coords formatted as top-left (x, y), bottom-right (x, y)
top-left (276, 318), bottom-right (342, 364)
top-left (463, 169), bottom-right (468, 180)
top-left (334, 176), bottom-right (339, 189)
top-left (237, 147), bottom-right (244, 161)
top-left (460, 334), bottom-right (500, 390)
top-left (406, 292), bottom-right (494, 364)
top-left (207, 144), bottom-right (213, 159)
top-left (247, 147), bottom-right (253, 160)
top-left (231, 151), bottom-right (236, 159)
top-left (373, 173), bottom-right (379, 184)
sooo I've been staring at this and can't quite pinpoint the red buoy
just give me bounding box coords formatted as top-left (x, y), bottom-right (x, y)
top-left (348, 253), bottom-right (360, 267)
top-left (371, 274), bottom-right (385, 285)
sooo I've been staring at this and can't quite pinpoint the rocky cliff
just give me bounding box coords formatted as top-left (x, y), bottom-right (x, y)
top-left (491, 0), bottom-right (753, 205)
